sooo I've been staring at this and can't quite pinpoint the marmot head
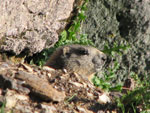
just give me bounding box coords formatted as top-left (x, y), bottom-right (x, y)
top-left (45, 44), bottom-right (107, 77)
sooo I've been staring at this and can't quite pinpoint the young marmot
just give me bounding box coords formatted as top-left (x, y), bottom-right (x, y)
top-left (45, 44), bottom-right (106, 80)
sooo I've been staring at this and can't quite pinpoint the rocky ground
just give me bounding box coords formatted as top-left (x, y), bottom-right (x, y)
top-left (0, 61), bottom-right (119, 113)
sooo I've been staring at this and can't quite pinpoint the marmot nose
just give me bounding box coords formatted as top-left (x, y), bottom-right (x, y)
top-left (101, 54), bottom-right (107, 63)
top-left (92, 53), bottom-right (107, 67)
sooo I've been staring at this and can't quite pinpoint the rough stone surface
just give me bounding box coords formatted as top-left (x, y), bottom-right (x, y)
top-left (81, 0), bottom-right (150, 83)
top-left (0, 0), bottom-right (75, 55)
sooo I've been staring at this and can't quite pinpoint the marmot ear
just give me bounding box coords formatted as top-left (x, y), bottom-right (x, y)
top-left (63, 46), bottom-right (70, 56)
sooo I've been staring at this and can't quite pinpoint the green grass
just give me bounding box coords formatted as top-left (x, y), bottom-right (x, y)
top-left (116, 73), bottom-right (150, 113)
top-left (92, 41), bottom-right (150, 112)
top-left (92, 61), bottom-right (122, 92)
top-left (92, 40), bottom-right (130, 92)
top-left (0, 102), bottom-right (5, 113)
top-left (102, 41), bottom-right (130, 57)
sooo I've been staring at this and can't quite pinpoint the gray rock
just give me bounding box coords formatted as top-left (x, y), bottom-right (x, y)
top-left (0, 0), bottom-right (75, 55)
top-left (81, 0), bottom-right (150, 83)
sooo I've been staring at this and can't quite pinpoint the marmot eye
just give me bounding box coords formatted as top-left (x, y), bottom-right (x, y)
top-left (102, 57), bottom-right (106, 61)
top-left (78, 49), bottom-right (89, 55)
top-left (83, 50), bottom-right (89, 55)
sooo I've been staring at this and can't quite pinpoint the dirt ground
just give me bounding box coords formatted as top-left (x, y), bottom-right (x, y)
top-left (0, 61), bottom-right (119, 113)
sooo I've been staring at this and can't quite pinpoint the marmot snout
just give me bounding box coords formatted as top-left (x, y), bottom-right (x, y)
top-left (45, 44), bottom-right (106, 80)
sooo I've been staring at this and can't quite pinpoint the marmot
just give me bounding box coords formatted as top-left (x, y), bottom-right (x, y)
top-left (45, 44), bottom-right (106, 80)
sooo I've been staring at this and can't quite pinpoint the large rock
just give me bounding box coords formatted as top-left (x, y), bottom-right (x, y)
top-left (81, 0), bottom-right (150, 82)
top-left (0, 0), bottom-right (74, 55)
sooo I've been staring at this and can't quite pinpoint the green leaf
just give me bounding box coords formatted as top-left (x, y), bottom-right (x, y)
top-left (79, 12), bottom-right (86, 20)
top-left (109, 85), bottom-right (123, 91)
top-left (60, 30), bottom-right (67, 41)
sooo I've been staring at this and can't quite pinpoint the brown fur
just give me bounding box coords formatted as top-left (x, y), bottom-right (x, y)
top-left (45, 44), bottom-right (106, 80)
